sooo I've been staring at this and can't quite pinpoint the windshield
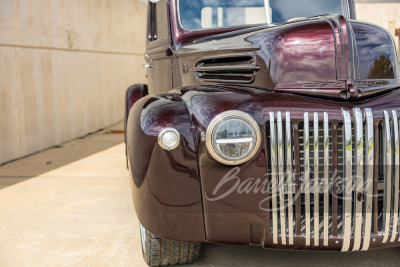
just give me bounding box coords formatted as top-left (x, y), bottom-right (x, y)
top-left (179, 0), bottom-right (345, 31)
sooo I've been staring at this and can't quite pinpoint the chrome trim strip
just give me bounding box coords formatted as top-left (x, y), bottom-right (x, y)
top-left (192, 65), bottom-right (259, 72)
top-left (304, 112), bottom-right (311, 246)
top-left (352, 108), bottom-right (364, 251)
top-left (313, 113), bottom-right (320, 247)
top-left (361, 108), bottom-right (374, 251)
top-left (323, 112), bottom-right (329, 247)
top-left (391, 110), bottom-right (399, 243)
top-left (269, 112), bottom-right (278, 245)
top-left (382, 110), bottom-right (392, 244)
top-left (286, 112), bottom-right (294, 245)
top-left (277, 112), bottom-right (287, 245)
top-left (341, 108), bottom-right (353, 252)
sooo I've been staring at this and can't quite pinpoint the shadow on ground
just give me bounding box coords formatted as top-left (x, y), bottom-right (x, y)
top-left (191, 243), bottom-right (400, 267)
top-left (0, 121), bottom-right (125, 189)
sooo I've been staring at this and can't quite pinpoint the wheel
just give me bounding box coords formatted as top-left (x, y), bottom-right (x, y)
top-left (140, 224), bottom-right (202, 266)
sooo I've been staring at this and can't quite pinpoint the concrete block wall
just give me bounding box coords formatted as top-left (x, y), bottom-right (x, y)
top-left (0, 0), bottom-right (148, 164)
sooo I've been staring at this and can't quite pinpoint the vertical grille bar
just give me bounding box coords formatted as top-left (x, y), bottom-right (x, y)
top-left (353, 108), bottom-right (364, 251)
top-left (266, 108), bottom-right (397, 249)
top-left (373, 124), bottom-right (379, 235)
top-left (398, 114), bottom-right (400, 243)
top-left (277, 112), bottom-right (287, 245)
top-left (294, 124), bottom-right (302, 236)
top-left (286, 112), bottom-right (294, 245)
top-left (390, 110), bottom-right (399, 242)
top-left (269, 112), bottom-right (278, 244)
top-left (323, 112), bottom-right (329, 247)
top-left (382, 110), bottom-right (392, 243)
top-left (313, 113), bottom-right (320, 247)
top-left (304, 113), bottom-right (311, 246)
top-left (361, 108), bottom-right (374, 251)
top-left (341, 108), bottom-right (353, 252)
top-left (332, 124), bottom-right (339, 237)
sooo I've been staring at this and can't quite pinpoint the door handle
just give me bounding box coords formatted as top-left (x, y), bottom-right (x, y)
top-left (142, 64), bottom-right (154, 69)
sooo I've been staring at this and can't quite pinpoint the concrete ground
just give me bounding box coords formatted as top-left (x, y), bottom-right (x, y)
top-left (1, 122), bottom-right (400, 267)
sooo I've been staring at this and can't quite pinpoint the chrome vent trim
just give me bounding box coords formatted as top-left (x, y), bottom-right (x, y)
top-left (267, 109), bottom-right (400, 251)
top-left (193, 53), bottom-right (259, 84)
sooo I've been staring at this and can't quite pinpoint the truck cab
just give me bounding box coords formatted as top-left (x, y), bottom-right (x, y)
top-left (126, 1), bottom-right (400, 266)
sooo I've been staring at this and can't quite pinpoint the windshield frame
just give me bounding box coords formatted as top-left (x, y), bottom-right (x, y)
top-left (171, 0), bottom-right (355, 45)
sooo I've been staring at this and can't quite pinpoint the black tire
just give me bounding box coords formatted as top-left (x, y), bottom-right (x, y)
top-left (140, 224), bottom-right (202, 266)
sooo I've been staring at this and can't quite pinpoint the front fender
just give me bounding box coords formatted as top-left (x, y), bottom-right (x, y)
top-left (124, 84), bottom-right (148, 167)
top-left (126, 93), bottom-right (205, 242)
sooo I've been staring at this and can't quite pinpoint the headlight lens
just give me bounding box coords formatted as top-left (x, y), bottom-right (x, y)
top-left (206, 111), bottom-right (261, 165)
top-left (214, 119), bottom-right (256, 159)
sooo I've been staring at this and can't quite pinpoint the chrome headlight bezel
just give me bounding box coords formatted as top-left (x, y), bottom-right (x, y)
top-left (158, 128), bottom-right (180, 151)
top-left (205, 111), bottom-right (262, 165)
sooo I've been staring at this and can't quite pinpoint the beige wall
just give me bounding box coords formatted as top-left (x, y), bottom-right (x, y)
top-left (0, 0), bottom-right (148, 164)
top-left (356, 3), bottom-right (400, 49)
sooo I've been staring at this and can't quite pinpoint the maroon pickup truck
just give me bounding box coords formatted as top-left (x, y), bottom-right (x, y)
top-left (125, 0), bottom-right (400, 265)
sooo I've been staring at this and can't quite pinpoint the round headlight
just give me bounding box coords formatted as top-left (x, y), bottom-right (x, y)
top-left (206, 111), bottom-right (261, 165)
top-left (158, 128), bottom-right (180, 151)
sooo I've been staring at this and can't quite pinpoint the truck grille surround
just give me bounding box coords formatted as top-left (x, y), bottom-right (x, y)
top-left (267, 108), bottom-right (400, 251)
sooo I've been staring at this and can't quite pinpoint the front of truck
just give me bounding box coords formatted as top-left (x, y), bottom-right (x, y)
top-left (127, 0), bottom-right (400, 261)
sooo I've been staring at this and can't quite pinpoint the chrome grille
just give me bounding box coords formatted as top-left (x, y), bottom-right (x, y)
top-left (268, 108), bottom-right (400, 251)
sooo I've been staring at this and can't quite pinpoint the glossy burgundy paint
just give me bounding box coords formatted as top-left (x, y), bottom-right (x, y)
top-left (127, 95), bottom-right (205, 242)
top-left (269, 23), bottom-right (337, 82)
top-left (126, 0), bottom-right (400, 251)
top-left (175, 15), bottom-right (399, 100)
top-left (128, 85), bottom-right (400, 249)
top-left (125, 84), bottom-right (148, 119)
top-left (124, 84), bottom-right (148, 159)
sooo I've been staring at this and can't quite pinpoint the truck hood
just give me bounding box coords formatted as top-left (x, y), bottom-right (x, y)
top-left (175, 15), bottom-right (400, 100)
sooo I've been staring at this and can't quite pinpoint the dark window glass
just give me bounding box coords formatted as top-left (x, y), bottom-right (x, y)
top-left (148, 3), bottom-right (157, 41)
top-left (270, 0), bottom-right (343, 23)
top-left (179, 0), bottom-right (345, 31)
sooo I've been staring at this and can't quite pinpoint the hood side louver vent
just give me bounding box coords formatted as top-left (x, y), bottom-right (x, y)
top-left (193, 54), bottom-right (259, 83)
